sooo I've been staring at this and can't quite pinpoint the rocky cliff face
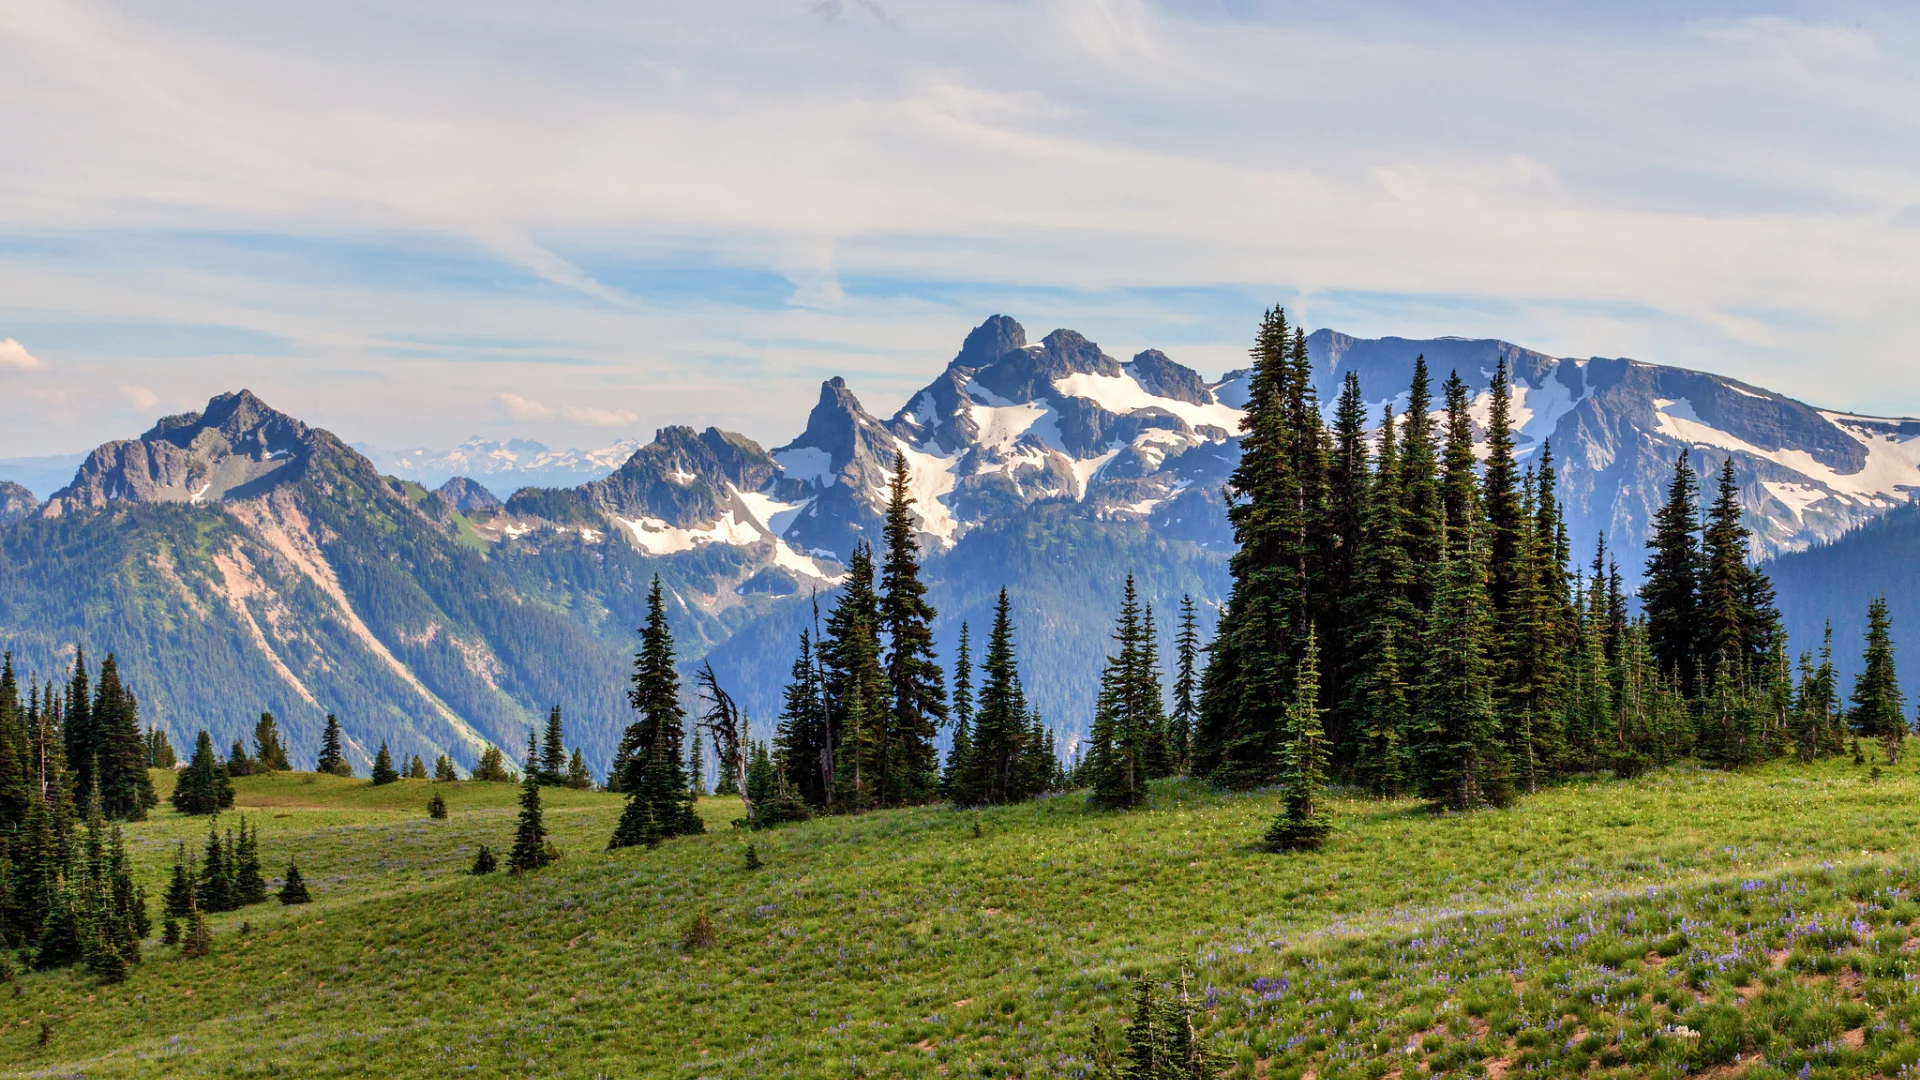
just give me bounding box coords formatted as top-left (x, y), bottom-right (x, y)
top-left (0, 482), bottom-right (36, 526)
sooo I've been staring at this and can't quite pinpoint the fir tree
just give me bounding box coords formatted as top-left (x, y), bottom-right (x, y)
top-left (162, 842), bottom-right (195, 923)
top-left (434, 754), bottom-right (459, 782)
top-left (233, 819), bottom-right (267, 905)
top-left (91, 655), bottom-right (154, 821)
top-left (227, 739), bottom-right (257, 778)
top-left (609, 576), bottom-right (702, 846)
top-left (253, 711), bottom-right (291, 771)
top-left (278, 861), bottom-right (310, 903)
top-left (145, 726), bottom-right (176, 769)
top-left (64, 648), bottom-right (94, 808)
top-left (182, 902), bottom-right (213, 957)
top-left (427, 790), bottom-right (448, 819)
top-left (775, 629), bottom-right (832, 808)
top-left (195, 819), bottom-right (233, 913)
top-left (170, 731), bottom-right (234, 815)
top-left (541, 705), bottom-right (567, 784)
top-left (1266, 630), bottom-right (1331, 851)
top-left (1345, 401), bottom-right (1415, 795)
top-left (1415, 521), bottom-right (1511, 810)
top-left (1170, 597), bottom-right (1200, 776)
top-left (1088, 577), bottom-right (1162, 809)
top-left (1642, 452), bottom-right (1703, 695)
top-left (565, 749), bottom-right (592, 790)
top-left (1321, 370), bottom-right (1371, 748)
top-left (471, 746), bottom-right (511, 782)
top-left (317, 713), bottom-right (347, 776)
top-left (879, 450), bottom-right (947, 806)
top-left (1850, 596), bottom-right (1906, 765)
top-left (820, 544), bottom-right (887, 811)
top-left (688, 731), bottom-right (706, 796)
top-left (370, 742), bottom-right (399, 785)
top-left (408, 755), bottom-right (427, 779)
top-left (508, 768), bottom-right (551, 872)
top-left (469, 845), bottom-right (497, 875)
top-left (944, 622), bottom-right (975, 800)
top-left (956, 590), bottom-right (1032, 807)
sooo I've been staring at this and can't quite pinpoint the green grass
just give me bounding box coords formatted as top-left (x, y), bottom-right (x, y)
top-left (9, 759), bottom-right (1920, 1077)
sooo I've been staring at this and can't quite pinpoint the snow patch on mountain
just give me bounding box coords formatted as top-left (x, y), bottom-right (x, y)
top-left (1052, 372), bottom-right (1242, 431)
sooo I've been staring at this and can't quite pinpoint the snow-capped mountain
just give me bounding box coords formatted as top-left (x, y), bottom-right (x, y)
top-left (356, 436), bottom-right (643, 497)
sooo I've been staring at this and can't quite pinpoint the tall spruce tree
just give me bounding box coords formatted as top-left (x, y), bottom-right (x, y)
top-left (1266, 629), bottom-right (1331, 851)
top-left (820, 544), bottom-right (887, 811)
top-left (1322, 371), bottom-right (1371, 747)
top-left (170, 731), bottom-right (233, 815)
top-left (943, 622), bottom-right (975, 800)
top-left (253, 712), bottom-right (290, 771)
top-left (775, 629), bottom-right (831, 808)
top-left (1850, 596), bottom-right (1906, 765)
top-left (540, 705), bottom-right (567, 784)
top-left (91, 655), bottom-right (154, 820)
top-left (1345, 401), bottom-right (1415, 795)
top-left (955, 590), bottom-right (1032, 806)
top-left (1088, 577), bottom-right (1156, 809)
top-left (508, 767), bottom-right (552, 872)
top-left (370, 742), bottom-right (399, 785)
top-left (878, 450), bottom-right (947, 806)
top-left (316, 714), bottom-right (346, 775)
top-left (1642, 451), bottom-right (1703, 695)
top-left (1415, 519), bottom-right (1511, 810)
top-left (609, 575), bottom-right (702, 846)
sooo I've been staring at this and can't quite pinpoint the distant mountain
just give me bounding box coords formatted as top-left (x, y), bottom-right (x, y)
top-left (0, 481), bottom-right (36, 526)
top-left (0, 451), bottom-right (89, 499)
top-left (355, 437), bottom-right (643, 498)
top-left (1767, 500), bottom-right (1920, 690)
top-left (4, 316), bottom-right (1915, 776)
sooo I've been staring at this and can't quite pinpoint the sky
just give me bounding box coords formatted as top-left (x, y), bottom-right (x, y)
top-left (2, 0), bottom-right (1917, 459)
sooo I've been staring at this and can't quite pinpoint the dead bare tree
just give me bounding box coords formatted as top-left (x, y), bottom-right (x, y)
top-left (695, 662), bottom-right (751, 822)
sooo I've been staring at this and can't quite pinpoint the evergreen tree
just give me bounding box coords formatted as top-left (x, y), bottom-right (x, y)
top-left (1345, 401), bottom-right (1415, 795)
top-left (1088, 579), bottom-right (1154, 810)
top-left (1642, 452), bottom-right (1703, 695)
top-left (195, 820), bottom-right (234, 913)
top-left (1698, 459), bottom-right (1781, 688)
top-left (775, 629), bottom-right (832, 808)
top-left (427, 790), bottom-right (448, 819)
top-left (171, 731), bottom-right (234, 815)
top-left (878, 450), bottom-right (947, 806)
top-left (1850, 596), bottom-right (1906, 765)
top-left (468, 845), bottom-right (497, 876)
top-left (471, 746), bottom-right (511, 782)
top-left (820, 544), bottom-right (887, 811)
top-left (944, 621), bottom-right (975, 800)
top-left (1415, 521), bottom-right (1511, 810)
top-left (89, 655), bottom-right (154, 821)
top-left (227, 739), bottom-right (257, 778)
top-left (609, 576), bottom-right (702, 845)
top-left (955, 590), bottom-right (1033, 806)
top-left (64, 648), bottom-right (94, 807)
top-left (408, 755), bottom-right (427, 779)
top-left (1266, 630), bottom-right (1331, 851)
top-left (317, 714), bottom-right (350, 777)
top-left (253, 711), bottom-right (290, 771)
top-left (278, 861), bottom-right (311, 903)
top-left (565, 749), bottom-right (592, 790)
top-left (145, 726), bottom-right (176, 769)
top-left (1321, 370), bottom-right (1371, 745)
top-left (541, 705), bottom-right (567, 784)
top-left (688, 730), bottom-right (706, 797)
top-left (370, 742), bottom-right (399, 785)
top-left (507, 768), bottom-right (551, 872)
top-left (434, 754), bottom-right (459, 782)
top-left (181, 902), bottom-right (212, 957)
top-left (1196, 308), bottom-right (1323, 790)
top-left (234, 819), bottom-right (267, 905)
top-left (1170, 597), bottom-right (1200, 775)
top-left (1397, 357), bottom-right (1444, 614)
top-left (162, 842), bottom-right (196, 922)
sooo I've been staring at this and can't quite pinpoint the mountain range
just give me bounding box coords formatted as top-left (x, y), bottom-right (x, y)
top-left (1, 315), bottom-right (1914, 778)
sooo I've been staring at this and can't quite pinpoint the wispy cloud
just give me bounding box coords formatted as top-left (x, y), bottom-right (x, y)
top-left (0, 1), bottom-right (1917, 455)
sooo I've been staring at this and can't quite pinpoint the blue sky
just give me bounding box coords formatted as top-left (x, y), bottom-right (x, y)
top-left (2, 0), bottom-right (1917, 457)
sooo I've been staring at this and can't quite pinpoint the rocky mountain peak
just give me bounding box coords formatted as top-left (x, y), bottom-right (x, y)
top-left (42, 389), bottom-right (319, 516)
top-left (950, 314), bottom-right (1027, 371)
top-left (434, 476), bottom-right (501, 515)
top-left (0, 481), bottom-right (37, 526)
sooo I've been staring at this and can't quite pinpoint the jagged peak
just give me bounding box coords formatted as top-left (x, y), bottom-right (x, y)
top-left (950, 315), bottom-right (1027, 371)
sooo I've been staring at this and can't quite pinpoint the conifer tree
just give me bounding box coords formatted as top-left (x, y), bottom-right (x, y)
top-left (253, 711), bottom-right (291, 771)
top-left (370, 742), bottom-right (399, 786)
top-left (171, 731), bottom-right (234, 815)
top-left (317, 714), bottom-right (349, 776)
top-left (944, 621), bottom-right (974, 800)
top-left (1642, 452), bottom-right (1703, 695)
top-left (565, 749), bottom-right (592, 790)
top-left (775, 629), bottom-right (832, 808)
top-left (688, 731), bottom-right (706, 797)
top-left (234, 819), bottom-right (267, 905)
top-left (162, 841), bottom-right (195, 927)
top-left (182, 902), bottom-right (212, 957)
top-left (1415, 521), bottom-right (1511, 810)
top-left (609, 576), bottom-right (701, 845)
top-left (434, 754), bottom-right (459, 782)
top-left (1321, 371), bottom-right (1371, 742)
top-left (471, 746), bottom-right (510, 782)
top-left (90, 655), bottom-right (154, 821)
top-left (508, 767), bottom-right (551, 872)
top-left (541, 705), bottom-right (567, 784)
top-left (879, 450), bottom-right (947, 806)
top-left (1850, 597), bottom-right (1906, 765)
top-left (278, 861), bottom-right (311, 903)
top-left (469, 845), bottom-right (497, 875)
top-left (1397, 357), bottom-right (1444, 614)
top-left (1170, 597), bottom-right (1200, 775)
top-left (955, 590), bottom-right (1032, 806)
top-left (1266, 630), bottom-right (1331, 851)
top-left (1088, 579), bottom-right (1155, 809)
top-left (145, 726), bottom-right (176, 769)
top-left (427, 790), bottom-right (448, 819)
top-left (64, 648), bottom-right (94, 807)
top-left (820, 544), bottom-right (886, 810)
top-left (408, 755), bottom-right (427, 779)
top-left (195, 819), bottom-right (233, 913)
top-left (227, 739), bottom-right (257, 778)
top-left (1345, 402), bottom-right (1415, 794)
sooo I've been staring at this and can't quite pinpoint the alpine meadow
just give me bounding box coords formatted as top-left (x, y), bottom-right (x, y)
top-left (5, 4), bottom-right (1920, 1077)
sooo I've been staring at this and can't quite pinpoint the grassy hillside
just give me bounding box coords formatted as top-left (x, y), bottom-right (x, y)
top-left (9, 762), bottom-right (1920, 1077)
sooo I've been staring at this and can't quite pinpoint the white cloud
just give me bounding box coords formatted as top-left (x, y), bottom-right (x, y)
top-left (561, 404), bottom-right (639, 427)
top-left (0, 339), bottom-right (46, 370)
top-left (120, 385), bottom-right (159, 410)
top-left (490, 393), bottom-right (555, 422)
